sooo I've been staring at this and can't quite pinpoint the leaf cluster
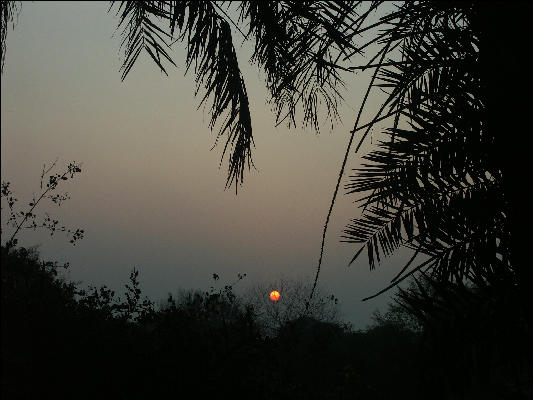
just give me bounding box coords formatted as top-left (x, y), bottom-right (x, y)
top-left (2, 245), bottom-right (423, 400)
top-left (111, 1), bottom-right (368, 190)
top-left (77, 267), bottom-right (155, 322)
top-left (341, 2), bottom-right (509, 298)
top-left (390, 275), bottom-right (531, 398)
top-left (0, 1), bottom-right (20, 73)
top-left (1, 160), bottom-right (84, 247)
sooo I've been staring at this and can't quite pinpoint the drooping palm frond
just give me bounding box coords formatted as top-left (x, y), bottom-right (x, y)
top-left (309, 2), bottom-right (477, 300)
top-left (175, 1), bottom-right (253, 190)
top-left (1, 0), bottom-right (21, 73)
top-left (113, 2), bottom-right (175, 80)
top-left (112, 1), bottom-right (370, 190)
top-left (337, 2), bottom-right (511, 299)
top-left (238, 1), bottom-right (378, 132)
top-left (112, 1), bottom-right (252, 190)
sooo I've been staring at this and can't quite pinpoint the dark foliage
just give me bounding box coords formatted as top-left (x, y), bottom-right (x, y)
top-left (0, 1), bottom-right (20, 73)
top-left (335, 4), bottom-right (533, 393)
top-left (1, 245), bottom-right (431, 400)
top-left (1, 160), bottom-right (84, 248)
top-left (1, 245), bottom-right (261, 399)
top-left (395, 276), bottom-right (532, 398)
top-left (341, 2), bottom-right (504, 297)
top-left (2, 2), bottom-right (533, 397)
top-left (108, 1), bottom-right (368, 191)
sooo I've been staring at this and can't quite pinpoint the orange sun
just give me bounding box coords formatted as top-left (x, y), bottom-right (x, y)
top-left (269, 290), bottom-right (281, 302)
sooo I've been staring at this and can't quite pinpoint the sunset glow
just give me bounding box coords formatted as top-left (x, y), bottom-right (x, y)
top-left (269, 291), bottom-right (280, 302)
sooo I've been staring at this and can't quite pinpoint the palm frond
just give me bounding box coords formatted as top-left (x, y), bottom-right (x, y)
top-left (339, 1), bottom-right (510, 299)
top-left (113, 1), bottom-right (175, 80)
top-left (239, 1), bottom-right (370, 132)
top-left (177, 2), bottom-right (253, 190)
top-left (1, 1), bottom-right (21, 73)
top-left (112, 1), bottom-right (253, 190)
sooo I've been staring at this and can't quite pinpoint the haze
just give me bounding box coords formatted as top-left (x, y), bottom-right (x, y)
top-left (1, 2), bottom-right (407, 329)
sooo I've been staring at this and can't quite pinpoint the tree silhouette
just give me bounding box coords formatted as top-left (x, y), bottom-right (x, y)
top-left (395, 275), bottom-right (531, 397)
top-left (340, 2), bottom-right (501, 297)
top-left (244, 277), bottom-right (341, 336)
top-left (2, 243), bottom-right (428, 399)
top-left (1, 160), bottom-right (84, 248)
top-left (4, 4), bottom-right (532, 395)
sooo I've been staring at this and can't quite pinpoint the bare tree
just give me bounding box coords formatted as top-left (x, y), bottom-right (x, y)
top-left (244, 277), bottom-right (340, 337)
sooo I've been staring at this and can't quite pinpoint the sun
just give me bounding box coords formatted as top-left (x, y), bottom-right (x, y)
top-left (269, 290), bottom-right (280, 302)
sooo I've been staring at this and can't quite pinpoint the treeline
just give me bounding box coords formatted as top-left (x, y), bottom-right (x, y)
top-left (1, 245), bottom-right (530, 399)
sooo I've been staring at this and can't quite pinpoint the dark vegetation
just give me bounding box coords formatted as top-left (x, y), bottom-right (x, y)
top-left (2, 245), bottom-right (531, 399)
top-left (2, 1), bottom-right (533, 398)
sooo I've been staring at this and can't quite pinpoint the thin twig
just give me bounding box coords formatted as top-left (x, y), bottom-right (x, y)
top-left (8, 166), bottom-right (70, 245)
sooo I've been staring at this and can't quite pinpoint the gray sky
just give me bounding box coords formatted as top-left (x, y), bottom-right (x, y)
top-left (1, 1), bottom-right (408, 329)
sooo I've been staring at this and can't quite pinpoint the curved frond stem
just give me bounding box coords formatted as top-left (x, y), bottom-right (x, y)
top-left (309, 30), bottom-right (398, 302)
top-left (212, 2), bottom-right (246, 40)
top-left (362, 255), bottom-right (434, 301)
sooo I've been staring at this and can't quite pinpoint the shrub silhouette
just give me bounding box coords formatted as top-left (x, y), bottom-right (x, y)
top-left (6, 244), bottom-right (530, 399)
top-left (2, 244), bottom-right (430, 400)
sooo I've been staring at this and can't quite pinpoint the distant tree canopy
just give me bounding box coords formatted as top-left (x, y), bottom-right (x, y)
top-left (1, 2), bottom-right (531, 312)
top-left (4, 244), bottom-right (529, 399)
top-left (244, 277), bottom-right (342, 336)
top-left (0, 244), bottom-right (422, 400)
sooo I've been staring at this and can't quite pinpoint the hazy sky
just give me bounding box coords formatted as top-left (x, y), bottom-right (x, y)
top-left (1, 2), bottom-right (408, 329)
